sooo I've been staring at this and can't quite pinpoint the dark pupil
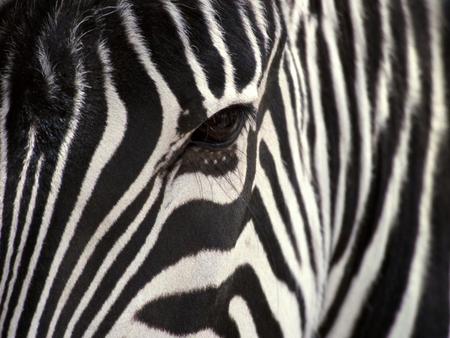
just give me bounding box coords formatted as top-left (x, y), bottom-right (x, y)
top-left (192, 109), bottom-right (241, 145)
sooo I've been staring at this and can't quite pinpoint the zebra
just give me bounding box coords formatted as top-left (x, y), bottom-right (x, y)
top-left (0, 0), bottom-right (449, 337)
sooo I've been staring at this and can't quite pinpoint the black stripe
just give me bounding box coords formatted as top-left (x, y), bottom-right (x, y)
top-left (412, 1), bottom-right (450, 337)
top-left (320, 0), bottom-right (409, 334)
top-left (213, 0), bottom-right (256, 92)
top-left (260, 141), bottom-right (301, 263)
top-left (331, 0), bottom-right (361, 267)
top-left (131, 0), bottom-right (207, 133)
top-left (175, 0), bottom-right (225, 99)
top-left (54, 177), bottom-right (158, 337)
top-left (316, 13), bottom-right (339, 232)
top-left (135, 265), bottom-right (282, 338)
top-left (363, 0), bottom-right (382, 120)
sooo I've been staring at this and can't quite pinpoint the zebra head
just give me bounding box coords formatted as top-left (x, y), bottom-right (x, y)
top-left (0, 1), bottom-right (449, 338)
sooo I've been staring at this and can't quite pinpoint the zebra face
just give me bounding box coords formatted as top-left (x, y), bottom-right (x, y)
top-left (0, 1), bottom-right (323, 337)
top-left (2, 1), bottom-right (450, 338)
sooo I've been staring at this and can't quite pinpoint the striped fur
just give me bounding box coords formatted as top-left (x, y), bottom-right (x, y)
top-left (0, 0), bottom-right (449, 337)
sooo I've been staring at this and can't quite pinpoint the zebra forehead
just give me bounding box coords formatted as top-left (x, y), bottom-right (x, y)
top-left (0, 0), bottom-right (275, 159)
top-left (0, 0), bottom-right (270, 111)
top-left (1, 1), bottom-right (265, 67)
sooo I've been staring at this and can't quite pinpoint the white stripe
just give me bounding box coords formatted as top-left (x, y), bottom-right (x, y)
top-left (261, 111), bottom-right (322, 335)
top-left (285, 49), bottom-right (309, 169)
top-left (328, 4), bottom-right (421, 336)
top-left (0, 130), bottom-right (35, 310)
top-left (7, 59), bottom-right (87, 338)
top-left (255, 151), bottom-right (302, 286)
top-left (58, 4), bottom-right (185, 335)
top-left (286, 46), bottom-right (328, 323)
top-left (324, 0), bottom-right (373, 313)
top-left (198, 0), bottom-right (236, 97)
top-left (31, 42), bottom-right (127, 337)
top-left (61, 177), bottom-right (163, 338)
top-left (290, 0), bottom-right (309, 36)
top-left (321, 0), bottom-right (352, 254)
top-left (256, 2), bottom-right (282, 107)
top-left (344, 0), bottom-right (372, 237)
top-left (345, 0), bottom-right (373, 260)
top-left (229, 296), bottom-right (259, 338)
top-left (160, 0), bottom-right (259, 114)
top-left (389, 2), bottom-right (447, 336)
top-left (239, 2), bottom-right (263, 92)
top-left (305, 15), bottom-right (332, 266)
top-left (161, 0), bottom-right (217, 110)
top-left (0, 54), bottom-right (12, 241)
top-left (278, 62), bottom-right (313, 265)
top-left (0, 157), bottom-right (43, 333)
top-left (79, 174), bottom-right (198, 337)
top-left (79, 126), bottom-right (252, 337)
top-left (108, 322), bottom-right (219, 338)
top-left (249, 0), bottom-right (270, 51)
top-left (107, 222), bottom-right (300, 338)
top-left (286, 45), bottom-right (325, 290)
top-left (374, 0), bottom-right (394, 140)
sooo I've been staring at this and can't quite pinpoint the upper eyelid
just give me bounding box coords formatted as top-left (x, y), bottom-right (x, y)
top-left (206, 104), bottom-right (256, 124)
top-left (204, 97), bottom-right (258, 118)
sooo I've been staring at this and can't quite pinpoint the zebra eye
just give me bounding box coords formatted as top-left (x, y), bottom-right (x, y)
top-left (190, 106), bottom-right (246, 148)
